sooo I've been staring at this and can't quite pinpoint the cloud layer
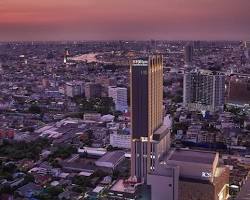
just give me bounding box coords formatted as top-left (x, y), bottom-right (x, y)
top-left (0, 0), bottom-right (250, 41)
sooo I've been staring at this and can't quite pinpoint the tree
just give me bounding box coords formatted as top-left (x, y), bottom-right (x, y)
top-left (2, 162), bottom-right (17, 173)
top-left (246, 125), bottom-right (250, 131)
top-left (51, 159), bottom-right (62, 168)
top-left (46, 186), bottom-right (63, 196)
top-left (0, 138), bottom-right (50, 161)
top-left (106, 145), bottom-right (113, 151)
top-left (72, 176), bottom-right (88, 187)
top-left (92, 169), bottom-right (107, 179)
top-left (72, 185), bottom-right (86, 193)
top-left (112, 170), bottom-right (120, 180)
top-left (36, 186), bottom-right (63, 200)
top-left (23, 174), bottom-right (35, 184)
top-left (76, 97), bottom-right (114, 115)
top-left (113, 111), bottom-right (123, 121)
top-left (172, 95), bottom-right (183, 103)
top-left (172, 122), bottom-right (189, 134)
top-left (96, 97), bottom-right (114, 114)
top-left (50, 145), bottom-right (77, 159)
top-left (28, 104), bottom-right (42, 114)
top-left (0, 185), bottom-right (12, 194)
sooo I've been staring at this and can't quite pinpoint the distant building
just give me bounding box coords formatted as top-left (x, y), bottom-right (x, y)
top-left (244, 41), bottom-right (250, 49)
top-left (227, 75), bottom-right (250, 105)
top-left (42, 78), bottom-right (50, 88)
top-left (65, 81), bottom-right (84, 97)
top-left (85, 83), bottom-right (102, 99)
top-left (83, 113), bottom-right (101, 121)
top-left (64, 48), bottom-right (70, 64)
top-left (108, 86), bottom-right (128, 112)
top-left (242, 41), bottom-right (250, 61)
top-left (183, 70), bottom-right (225, 112)
top-left (193, 40), bottom-right (201, 50)
top-left (184, 42), bottom-right (194, 66)
top-left (0, 62), bottom-right (3, 74)
top-left (96, 77), bottom-right (117, 87)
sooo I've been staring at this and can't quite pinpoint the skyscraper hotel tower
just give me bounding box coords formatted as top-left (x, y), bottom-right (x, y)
top-left (130, 55), bottom-right (170, 181)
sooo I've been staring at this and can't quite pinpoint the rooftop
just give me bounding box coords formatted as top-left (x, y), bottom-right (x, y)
top-left (168, 149), bottom-right (217, 165)
top-left (110, 179), bottom-right (136, 194)
top-left (17, 182), bottom-right (42, 196)
top-left (93, 186), bottom-right (105, 194)
top-left (96, 151), bottom-right (125, 165)
top-left (153, 125), bottom-right (169, 141)
top-left (236, 175), bottom-right (250, 200)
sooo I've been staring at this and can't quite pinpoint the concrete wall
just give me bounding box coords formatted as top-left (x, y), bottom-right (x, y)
top-left (147, 165), bottom-right (179, 200)
top-left (179, 180), bottom-right (214, 200)
top-left (167, 160), bottom-right (213, 182)
top-left (148, 174), bottom-right (176, 200)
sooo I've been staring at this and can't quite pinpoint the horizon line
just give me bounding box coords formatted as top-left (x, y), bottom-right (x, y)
top-left (0, 39), bottom-right (248, 43)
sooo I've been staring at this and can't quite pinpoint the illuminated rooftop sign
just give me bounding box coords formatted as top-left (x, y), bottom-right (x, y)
top-left (132, 60), bottom-right (148, 66)
top-left (202, 172), bottom-right (212, 178)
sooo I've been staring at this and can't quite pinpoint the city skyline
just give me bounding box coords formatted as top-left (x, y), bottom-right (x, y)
top-left (0, 0), bottom-right (250, 199)
top-left (1, 0), bottom-right (250, 41)
top-left (0, 39), bottom-right (249, 199)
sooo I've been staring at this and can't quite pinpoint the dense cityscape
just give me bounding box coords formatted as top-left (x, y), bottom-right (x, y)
top-left (0, 40), bottom-right (249, 199)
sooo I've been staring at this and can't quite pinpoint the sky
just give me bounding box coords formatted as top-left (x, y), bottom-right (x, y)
top-left (0, 0), bottom-right (250, 41)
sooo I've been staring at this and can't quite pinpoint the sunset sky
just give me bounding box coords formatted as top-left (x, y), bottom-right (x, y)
top-left (0, 0), bottom-right (250, 41)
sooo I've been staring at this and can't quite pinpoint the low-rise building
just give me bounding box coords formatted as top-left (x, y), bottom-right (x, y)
top-left (107, 178), bottom-right (138, 200)
top-left (95, 151), bottom-right (125, 170)
top-left (110, 130), bottom-right (131, 149)
top-left (147, 149), bottom-right (230, 200)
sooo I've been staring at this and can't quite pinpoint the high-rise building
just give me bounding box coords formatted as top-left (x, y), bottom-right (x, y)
top-left (244, 41), bottom-right (250, 49)
top-left (96, 76), bottom-right (117, 87)
top-left (108, 86), bottom-right (128, 112)
top-left (243, 41), bottom-right (250, 61)
top-left (150, 39), bottom-right (157, 53)
top-left (84, 83), bottom-right (102, 99)
top-left (64, 48), bottom-right (70, 64)
top-left (130, 55), bottom-right (170, 181)
top-left (183, 70), bottom-right (225, 112)
top-left (227, 75), bottom-right (250, 105)
top-left (42, 78), bottom-right (50, 89)
top-left (193, 40), bottom-right (201, 50)
top-left (65, 81), bottom-right (84, 98)
top-left (184, 42), bottom-right (194, 66)
top-left (0, 62), bottom-right (3, 74)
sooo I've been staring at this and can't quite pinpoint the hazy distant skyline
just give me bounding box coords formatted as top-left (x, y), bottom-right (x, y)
top-left (1, 0), bottom-right (250, 41)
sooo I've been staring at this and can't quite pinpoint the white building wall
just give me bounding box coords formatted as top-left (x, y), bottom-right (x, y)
top-left (65, 82), bottom-right (83, 97)
top-left (147, 165), bottom-right (179, 200)
top-left (108, 87), bottom-right (128, 112)
top-left (110, 133), bottom-right (131, 149)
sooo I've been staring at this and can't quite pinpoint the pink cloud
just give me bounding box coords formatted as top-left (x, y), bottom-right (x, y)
top-left (0, 0), bottom-right (250, 41)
